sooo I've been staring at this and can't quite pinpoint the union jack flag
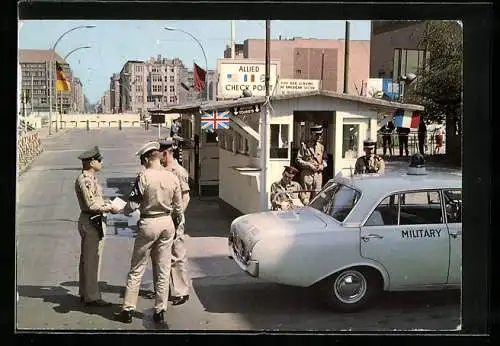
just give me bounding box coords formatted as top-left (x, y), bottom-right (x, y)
top-left (200, 111), bottom-right (231, 132)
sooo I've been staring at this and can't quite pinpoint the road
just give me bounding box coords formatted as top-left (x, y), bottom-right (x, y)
top-left (16, 127), bottom-right (461, 331)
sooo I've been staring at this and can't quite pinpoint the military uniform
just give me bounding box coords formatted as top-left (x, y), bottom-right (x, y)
top-left (296, 125), bottom-right (326, 204)
top-left (354, 140), bottom-right (385, 174)
top-left (270, 166), bottom-right (303, 211)
top-left (74, 146), bottom-right (112, 306)
top-left (116, 141), bottom-right (184, 324)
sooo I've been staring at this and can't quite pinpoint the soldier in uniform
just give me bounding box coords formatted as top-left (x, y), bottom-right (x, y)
top-left (354, 139), bottom-right (385, 174)
top-left (296, 124), bottom-right (327, 204)
top-left (270, 166), bottom-right (304, 211)
top-left (115, 141), bottom-right (183, 324)
top-left (75, 146), bottom-right (120, 306)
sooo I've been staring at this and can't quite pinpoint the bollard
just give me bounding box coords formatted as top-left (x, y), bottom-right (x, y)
top-left (119, 120), bottom-right (122, 130)
top-left (86, 120), bottom-right (90, 131)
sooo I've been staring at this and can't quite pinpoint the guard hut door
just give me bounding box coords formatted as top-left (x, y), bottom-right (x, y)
top-left (291, 111), bottom-right (334, 185)
top-left (198, 129), bottom-right (220, 197)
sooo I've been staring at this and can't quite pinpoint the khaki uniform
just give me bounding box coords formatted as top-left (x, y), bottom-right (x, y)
top-left (270, 180), bottom-right (303, 210)
top-left (354, 154), bottom-right (385, 174)
top-left (122, 168), bottom-right (183, 314)
top-left (297, 140), bottom-right (325, 204)
top-left (151, 160), bottom-right (191, 297)
top-left (74, 171), bottom-right (108, 302)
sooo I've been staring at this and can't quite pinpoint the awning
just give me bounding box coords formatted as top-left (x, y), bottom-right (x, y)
top-left (231, 166), bottom-right (261, 177)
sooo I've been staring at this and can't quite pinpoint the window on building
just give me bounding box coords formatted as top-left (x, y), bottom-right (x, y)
top-left (165, 85), bottom-right (168, 92)
top-left (170, 86), bottom-right (175, 92)
top-left (169, 96), bottom-right (176, 102)
top-left (170, 76), bottom-right (175, 82)
top-left (393, 48), bottom-right (430, 81)
top-left (170, 68), bottom-right (174, 73)
top-left (206, 130), bottom-right (218, 143)
top-left (342, 124), bottom-right (359, 159)
top-left (270, 124), bottom-right (289, 159)
top-left (295, 69), bottom-right (302, 75)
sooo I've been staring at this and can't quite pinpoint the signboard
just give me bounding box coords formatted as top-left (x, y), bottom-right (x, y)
top-left (217, 59), bottom-right (279, 98)
top-left (368, 78), bottom-right (400, 100)
top-left (151, 114), bottom-right (165, 124)
top-left (278, 79), bottom-right (320, 95)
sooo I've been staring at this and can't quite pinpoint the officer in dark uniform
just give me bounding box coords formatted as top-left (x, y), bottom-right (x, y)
top-left (354, 140), bottom-right (385, 174)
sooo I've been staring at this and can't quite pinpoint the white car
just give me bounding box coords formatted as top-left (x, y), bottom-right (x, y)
top-left (228, 172), bottom-right (462, 312)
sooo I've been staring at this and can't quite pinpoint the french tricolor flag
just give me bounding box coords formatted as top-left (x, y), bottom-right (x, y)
top-left (393, 109), bottom-right (421, 129)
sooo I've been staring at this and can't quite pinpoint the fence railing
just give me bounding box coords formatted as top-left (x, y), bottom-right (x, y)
top-left (17, 130), bottom-right (43, 172)
top-left (377, 131), bottom-right (445, 156)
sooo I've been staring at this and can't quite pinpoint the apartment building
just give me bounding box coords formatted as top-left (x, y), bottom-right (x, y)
top-left (18, 49), bottom-right (74, 114)
top-left (223, 44), bottom-right (245, 59)
top-left (98, 89), bottom-right (112, 114)
top-left (239, 37), bottom-right (371, 95)
top-left (116, 55), bottom-right (190, 114)
top-left (72, 77), bottom-right (85, 113)
top-left (109, 73), bottom-right (120, 113)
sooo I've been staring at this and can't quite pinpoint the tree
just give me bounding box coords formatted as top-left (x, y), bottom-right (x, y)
top-left (404, 20), bottom-right (463, 165)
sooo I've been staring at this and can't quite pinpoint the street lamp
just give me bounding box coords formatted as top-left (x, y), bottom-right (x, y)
top-left (53, 45), bottom-right (92, 130)
top-left (164, 26), bottom-right (208, 101)
top-left (48, 25), bottom-right (95, 135)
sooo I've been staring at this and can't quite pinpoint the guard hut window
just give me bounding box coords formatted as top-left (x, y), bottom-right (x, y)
top-left (270, 124), bottom-right (289, 159)
top-left (342, 124), bottom-right (359, 159)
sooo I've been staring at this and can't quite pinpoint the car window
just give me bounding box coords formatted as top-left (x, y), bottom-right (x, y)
top-left (309, 183), bottom-right (361, 222)
top-left (365, 194), bottom-right (399, 226)
top-left (443, 189), bottom-right (462, 223)
top-left (399, 191), bottom-right (443, 225)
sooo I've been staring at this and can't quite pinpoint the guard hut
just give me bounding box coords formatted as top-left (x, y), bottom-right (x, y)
top-left (198, 90), bottom-right (424, 215)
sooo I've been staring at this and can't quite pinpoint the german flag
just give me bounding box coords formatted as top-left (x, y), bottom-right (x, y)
top-left (56, 61), bottom-right (71, 92)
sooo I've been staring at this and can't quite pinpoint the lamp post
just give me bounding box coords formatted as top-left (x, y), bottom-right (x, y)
top-left (164, 27), bottom-right (208, 101)
top-left (54, 46), bottom-right (92, 131)
top-left (48, 25), bottom-right (95, 135)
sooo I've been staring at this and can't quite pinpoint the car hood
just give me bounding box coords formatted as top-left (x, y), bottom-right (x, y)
top-left (232, 207), bottom-right (329, 243)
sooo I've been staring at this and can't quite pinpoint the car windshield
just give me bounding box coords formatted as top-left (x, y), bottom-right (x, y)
top-left (309, 183), bottom-right (361, 222)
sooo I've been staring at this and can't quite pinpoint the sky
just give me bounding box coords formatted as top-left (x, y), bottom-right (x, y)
top-left (18, 20), bottom-right (371, 104)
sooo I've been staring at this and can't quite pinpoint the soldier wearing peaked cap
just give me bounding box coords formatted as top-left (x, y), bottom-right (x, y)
top-left (115, 140), bottom-right (183, 324)
top-left (354, 139), bottom-right (385, 174)
top-left (74, 146), bottom-right (120, 307)
top-left (296, 124), bottom-right (327, 204)
top-left (144, 137), bottom-right (192, 306)
top-left (270, 166), bottom-right (304, 211)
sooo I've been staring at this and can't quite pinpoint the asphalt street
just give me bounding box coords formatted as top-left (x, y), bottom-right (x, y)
top-left (16, 127), bottom-right (461, 331)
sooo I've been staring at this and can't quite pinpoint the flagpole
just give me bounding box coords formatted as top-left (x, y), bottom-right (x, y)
top-left (48, 60), bottom-right (53, 135)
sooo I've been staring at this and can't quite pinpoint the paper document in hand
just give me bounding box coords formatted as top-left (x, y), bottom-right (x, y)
top-left (111, 197), bottom-right (127, 211)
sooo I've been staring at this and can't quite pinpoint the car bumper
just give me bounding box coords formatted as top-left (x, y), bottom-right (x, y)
top-left (228, 239), bottom-right (259, 277)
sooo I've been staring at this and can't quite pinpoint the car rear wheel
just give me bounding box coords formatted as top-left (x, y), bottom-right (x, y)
top-left (319, 268), bottom-right (381, 312)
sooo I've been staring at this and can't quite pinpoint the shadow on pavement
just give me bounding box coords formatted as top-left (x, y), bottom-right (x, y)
top-left (105, 177), bottom-right (136, 201)
top-left (17, 285), bottom-right (145, 322)
top-left (184, 198), bottom-right (235, 238)
top-left (191, 255), bottom-right (461, 330)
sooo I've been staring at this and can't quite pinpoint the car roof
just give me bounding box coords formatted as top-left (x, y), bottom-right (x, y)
top-left (334, 173), bottom-right (462, 194)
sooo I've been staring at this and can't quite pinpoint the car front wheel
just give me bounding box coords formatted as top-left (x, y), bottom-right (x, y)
top-left (319, 268), bottom-right (381, 312)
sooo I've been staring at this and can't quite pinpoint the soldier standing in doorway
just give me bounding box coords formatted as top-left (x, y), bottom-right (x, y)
top-left (296, 124), bottom-right (327, 204)
top-left (270, 166), bottom-right (304, 211)
top-left (75, 146), bottom-right (120, 307)
top-left (354, 139), bottom-right (385, 174)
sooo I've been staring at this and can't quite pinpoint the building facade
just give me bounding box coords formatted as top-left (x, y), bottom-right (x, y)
top-left (72, 77), bottom-right (85, 113)
top-left (19, 49), bottom-right (74, 114)
top-left (99, 89), bottom-right (112, 114)
top-left (240, 38), bottom-right (371, 95)
top-left (118, 55), bottom-right (195, 113)
top-left (223, 43), bottom-right (245, 59)
top-left (109, 73), bottom-right (120, 113)
top-left (369, 20), bottom-right (429, 80)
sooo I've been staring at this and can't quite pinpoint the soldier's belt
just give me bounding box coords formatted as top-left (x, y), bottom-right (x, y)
top-left (142, 212), bottom-right (171, 219)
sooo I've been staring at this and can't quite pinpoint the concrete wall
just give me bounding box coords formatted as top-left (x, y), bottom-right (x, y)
top-left (17, 131), bottom-right (43, 173)
top-left (51, 113), bottom-right (143, 129)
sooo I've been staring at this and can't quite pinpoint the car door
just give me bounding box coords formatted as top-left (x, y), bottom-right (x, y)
top-left (360, 190), bottom-right (450, 289)
top-left (443, 189), bottom-right (462, 285)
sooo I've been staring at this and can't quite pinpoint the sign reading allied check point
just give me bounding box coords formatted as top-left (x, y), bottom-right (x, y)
top-left (201, 111), bottom-right (231, 132)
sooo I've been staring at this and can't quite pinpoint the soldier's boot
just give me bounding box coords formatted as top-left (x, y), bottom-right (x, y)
top-left (153, 310), bottom-right (165, 324)
top-left (114, 309), bottom-right (134, 324)
top-left (171, 295), bottom-right (189, 306)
